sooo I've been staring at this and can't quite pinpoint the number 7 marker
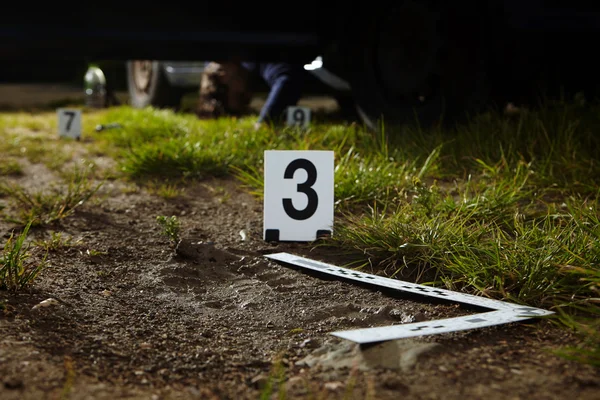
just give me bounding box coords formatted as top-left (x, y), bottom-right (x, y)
top-left (57, 108), bottom-right (82, 139)
top-left (263, 150), bottom-right (334, 241)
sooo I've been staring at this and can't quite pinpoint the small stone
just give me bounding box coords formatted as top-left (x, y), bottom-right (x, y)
top-left (388, 309), bottom-right (416, 323)
top-left (140, 342), bottom-right (151, 349)
top-left (388, 308), bottom-right (404, 318)
top-left (300, 338), bottom-right (319, 349)
top-left (240, 301), bottom-right (257, 309)
top-left (251, 374), bottom-right (269, 389)
top-left (359, 305), bottom-right (388, 314)
top-left (31, 298), bottom-right (60, 310)
top-left (324, 381), bottom-right (344, 391)
top-left (360, 340), bottom-right (440, 371)
top-left (100, 289), bottom-right (111, 296)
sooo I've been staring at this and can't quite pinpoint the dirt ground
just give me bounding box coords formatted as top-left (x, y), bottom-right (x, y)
top-left (0, 86), bottom-right (599, 399)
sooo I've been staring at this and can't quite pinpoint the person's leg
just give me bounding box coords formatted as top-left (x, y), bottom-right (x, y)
top-left (257, 63), bottom-right (304, 124)
top-left (241, 62), bottom-right (258, 74)
top-left (258, 75), bottom-right (303, 123)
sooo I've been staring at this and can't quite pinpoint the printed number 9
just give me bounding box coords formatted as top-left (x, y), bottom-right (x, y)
top-left (293, 109), bottom-right (305, 126)
top-left (282, 158), bottom-right (318, 220)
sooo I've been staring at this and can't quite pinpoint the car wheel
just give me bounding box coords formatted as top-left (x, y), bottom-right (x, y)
top-left (127, 60), bottom-right (184, 109)
top-left (345, 1), bottom-right (491, 130)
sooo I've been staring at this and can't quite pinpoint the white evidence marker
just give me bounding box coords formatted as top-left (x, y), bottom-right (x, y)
top-left (263, 150), bottom-right (334, 242)
top-left (264, 252), bottom-right (554, 344)
top-left (57, 108), bottom-right (82, 139)
top-left (286, 106), bottom-right (311, 128)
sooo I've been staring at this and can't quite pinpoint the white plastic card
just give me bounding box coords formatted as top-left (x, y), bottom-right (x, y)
top-left (286, 106), bottom-right (311, 128)
top-left (57, 108), bottom-right (82, 139)
top-left (263, 151), bottom-right (334, 242)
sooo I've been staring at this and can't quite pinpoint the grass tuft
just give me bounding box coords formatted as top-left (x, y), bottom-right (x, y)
top-left (156, 215), bottom-right (181, 247)
top-left (0, 162), bottom-right (103, 226)
top-left (2, 98), bottom-right (600, 366)
top-left (0, 221), bottom-right (46, 290)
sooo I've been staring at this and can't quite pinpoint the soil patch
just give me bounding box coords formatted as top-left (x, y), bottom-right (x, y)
top-left (0, 123), bottom-right (598, 399)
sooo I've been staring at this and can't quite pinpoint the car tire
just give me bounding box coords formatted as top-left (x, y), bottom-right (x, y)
top-left (345, 1), bottom-right (492, 131)
top-left (126, 60), bottom-right (184, 109)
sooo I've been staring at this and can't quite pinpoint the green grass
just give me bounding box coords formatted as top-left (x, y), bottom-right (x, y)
top-left (89, 103), bottom-right (600, 366)
top-left (35, 231), bottom-right (78, 252)
top-left (156, 215), bottom-right (181, 247)
top-left (0, 158), bottom-right (23, 176)
top-left (259, 357), bottom-right (287, 400)
top-left (0, 221), bottom-right (46, 290)
top-left (0, 162), bottom-right (103, 226)
top-left (145, 180), bottom-right (185, 199)
top-left (0, 99), bottom-right (599, 367)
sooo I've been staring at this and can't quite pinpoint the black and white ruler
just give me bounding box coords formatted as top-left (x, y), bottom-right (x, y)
top-left (265, 252), bottom-right (553, 344)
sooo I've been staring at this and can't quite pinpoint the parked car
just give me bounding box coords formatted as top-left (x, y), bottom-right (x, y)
top-left (126, 57), bottom-right (351, 110)
top-left (126, 60), bottom-right (205, 108)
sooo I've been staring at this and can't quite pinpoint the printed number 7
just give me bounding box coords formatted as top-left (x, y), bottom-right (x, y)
top-left (282, 158), bottom-right (318, 220)
top-left (64, 111), bottom-right (76, 131)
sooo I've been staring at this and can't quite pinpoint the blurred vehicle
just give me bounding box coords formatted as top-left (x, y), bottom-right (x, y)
top-left (127, 60), bottom-right (206, 108)
top-left (126, 57), bottom-right (351, 110)
top-left (3, 2), bottom-right (600, 129)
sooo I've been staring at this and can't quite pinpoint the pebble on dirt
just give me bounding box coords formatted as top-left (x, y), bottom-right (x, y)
top-left (31, 298), bottom-right (60, 310)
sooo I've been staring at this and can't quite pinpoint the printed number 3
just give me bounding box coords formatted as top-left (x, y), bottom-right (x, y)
top-left (283, 158), bottom-right (318, 220)
top-left (64, 111), bottom-right (76, 131)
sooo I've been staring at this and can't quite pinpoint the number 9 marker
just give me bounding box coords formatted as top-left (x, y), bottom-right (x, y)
top-left (286, 106), bottom-right (311, 128)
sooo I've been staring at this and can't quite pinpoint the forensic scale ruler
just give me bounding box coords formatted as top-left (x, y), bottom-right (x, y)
top-left (264, 252), bottom-right (554, 344)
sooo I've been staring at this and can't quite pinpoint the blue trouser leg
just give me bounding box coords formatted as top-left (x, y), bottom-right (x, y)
top-left (258, 74), bottom-right (303, 123)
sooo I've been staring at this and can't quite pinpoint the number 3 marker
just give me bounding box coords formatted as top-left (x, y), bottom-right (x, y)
top-left (264, 150), bottom-right (334, 241)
